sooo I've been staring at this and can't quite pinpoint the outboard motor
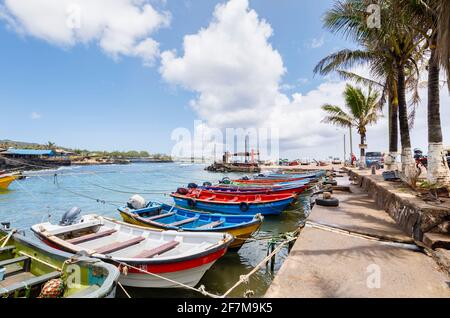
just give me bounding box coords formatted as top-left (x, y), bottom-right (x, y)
top-left (60, 207), bottom-right (82, 226)
top-left (127, 195), bottom-right (147, 210)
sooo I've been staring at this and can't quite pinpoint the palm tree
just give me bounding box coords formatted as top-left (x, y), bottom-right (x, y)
top-left (322, 84), bottom-right (382, 168)
top-left (403, 0), bottom-right (450, 187)
top-left (317, 0), bottom-right (425, 184)
top-left (46, 142), bottom-right (56, 151)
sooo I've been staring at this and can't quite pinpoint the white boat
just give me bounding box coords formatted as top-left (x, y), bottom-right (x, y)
top-left (31, 213), bottom-right (233, 288)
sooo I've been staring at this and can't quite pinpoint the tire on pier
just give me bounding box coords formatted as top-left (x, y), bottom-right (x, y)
top-left (239, 202), bottom-right (250, 212)
top-left (187, 183), bottom-right (198, 189)
top-left (203, 182), bottom-right (212, 187)
top-left (323, 180), bottom-right (338, 186)
top-left (315, 197), bottom-right (339, 207)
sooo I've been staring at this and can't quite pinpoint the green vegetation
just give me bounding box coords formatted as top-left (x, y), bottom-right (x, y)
top-left (316, 0), bottom-right (450, 189)
top-left (0, 139), bottom-right (171, 160)
top-left (321, 84), bottom-right (382, 168)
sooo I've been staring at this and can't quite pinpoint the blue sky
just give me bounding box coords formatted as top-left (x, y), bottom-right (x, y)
top-left (0, 0), bottom-right (448, 159)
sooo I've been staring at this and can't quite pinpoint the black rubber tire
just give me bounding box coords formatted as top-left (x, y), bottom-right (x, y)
top-left (187, 198), bottom-right (196, 208)
top-left (242, 176), bottom-right (250, 181)
top-left (315, 197), bottom-right (339, 207)
top-left (187, 183), bottom-right (198, 189)
top-left (323, 180), bottom-right (337, 186)
top-left (221, 177), bottom-right (231, 185)
top-left (203, 181), bottom-right (212, 187)
top-left (239, 202), bottom-right (250, 212)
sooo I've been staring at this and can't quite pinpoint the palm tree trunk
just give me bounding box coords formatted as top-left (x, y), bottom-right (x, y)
top-left (359, 133), bottom-right (366, 169)
top-left (385, 92), bottom-right (399, 170)
top-left (427, 38), bottom-right (450, 186)
top-left (397, 62), bottom-right (416, 185)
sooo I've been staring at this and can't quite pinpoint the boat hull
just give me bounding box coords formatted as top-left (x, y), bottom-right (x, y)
top-left (0, 175), bottom-right (18, 190)
top-left (172, 196), bottom-right (293, 216)
top-left (31, 216), bottom-right (233, 289)
top-left (117, 248), bottom-right (227, 288)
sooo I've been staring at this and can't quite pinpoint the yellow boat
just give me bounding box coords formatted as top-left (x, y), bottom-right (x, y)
top-left (118, 203), bottom-right (263, 250)
top-left (0, 174), bottom-right (18, 190)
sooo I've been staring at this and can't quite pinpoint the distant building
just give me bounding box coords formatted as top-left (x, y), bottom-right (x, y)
top-left (1, 148), bottom-right (56, 159)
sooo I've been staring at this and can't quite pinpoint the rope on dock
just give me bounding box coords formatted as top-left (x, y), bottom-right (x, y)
top-left (305, 221), bottom-right (421, 251)
top-left (221, 231), bottom-right (300, 298)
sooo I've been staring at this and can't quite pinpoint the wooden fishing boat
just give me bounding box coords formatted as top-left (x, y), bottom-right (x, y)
top-left (171, 190), bottom-right (295, 216)
top-left (118, 203), bottom-right (263, 250)
top-left (197, 178), bottom-right (315, 195)
top-left (0, 174), bottom-right (19, 190)
top-left (0, 227), bottom-right (119, 298)
top-left (234, 176), bottom-right (314, 184)
top-left (31, 214), bottom-right (233, 288)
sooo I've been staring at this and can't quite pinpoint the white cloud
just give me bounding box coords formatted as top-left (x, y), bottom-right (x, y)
top-left (160, 0), bottom-right (346, 156)
top-left (307, 36), bottom-right (325, 49)
top-left (0, 0), bottom-right (170, 65)
top-left (160, 0), bottom-right (285, 128)
top-left (30, 112), bottom-right (42, 120)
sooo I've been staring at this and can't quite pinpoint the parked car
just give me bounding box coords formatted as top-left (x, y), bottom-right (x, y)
top-left (365, 152), bottom-right (384, 168)
top-left (300, 158), bottom-right (310, 165)
top-left (332, 157), bottom-right (342, 164)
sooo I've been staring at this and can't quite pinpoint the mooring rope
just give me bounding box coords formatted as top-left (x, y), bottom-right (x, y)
top-left (108, 231), bottom-right (299, 298)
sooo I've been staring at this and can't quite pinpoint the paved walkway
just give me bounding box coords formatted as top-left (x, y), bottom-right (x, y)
top-left (265, 178), bottom-right (450, 298)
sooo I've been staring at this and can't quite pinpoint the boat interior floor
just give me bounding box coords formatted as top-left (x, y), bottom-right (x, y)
top-left (0, 248), bottom-right (62, 297)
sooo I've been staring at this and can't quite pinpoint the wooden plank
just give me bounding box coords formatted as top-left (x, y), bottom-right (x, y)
top-left (0, 246), bottom-right (15, 254)
top-left (167, 217), bottom-right (198, 227)
top-left (1, 271), bottom-right (61, 295)
top-left (198, 220), bottom-right (224, 229)
top-left (95, 237), bottom-right (145, 255)
top-left (134, 240), bottom-right (180, 258)
top-left (0, 256), bottom-right (29, 268)
top-left (147, 212), bottom-right (176, 221)
top-left (46, 220), bottom-right (102, 236)
top-left (66, 229), bottom-right (117, 245)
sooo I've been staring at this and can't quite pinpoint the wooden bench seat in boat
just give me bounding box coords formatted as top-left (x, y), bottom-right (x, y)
top-left (229, 198), bottom-right (239, 202)
top-left (66, 229), bottom-right (117, 244)
top-left (134, 240), bottom-right (180, 258)
top-left (0, 256), bottom-right (30, 268)
top-left (197, 220), bottom-right (224, 229)
top-left (0, 246), bottom-right (15, 254)
top-left (95, 237), bottom-right (145, 255)
top-left (147, 212), bottom-right (176, 221)
top-left (205, 196), bottom-right (216, 201)
top-left (0, 271), bottom-right (61, 295)
top-left (168, 217), bottom-right (199, 227)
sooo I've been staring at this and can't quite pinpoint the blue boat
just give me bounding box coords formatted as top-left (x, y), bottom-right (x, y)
top-left (118, 203), bottom-right (264, 249)
top-left (170, 190), bottom-right (295, 216)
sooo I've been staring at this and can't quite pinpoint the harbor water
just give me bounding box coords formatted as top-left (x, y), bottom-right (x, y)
top-left (0, 163), bottom-right (311, 298)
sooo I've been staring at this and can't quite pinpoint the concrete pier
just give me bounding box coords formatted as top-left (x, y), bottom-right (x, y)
top-left (265, 177), bottom-right (450, 298)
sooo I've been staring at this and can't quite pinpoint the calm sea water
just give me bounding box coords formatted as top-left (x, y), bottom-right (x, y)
top-left (0, 163), bottom-right (310, 298)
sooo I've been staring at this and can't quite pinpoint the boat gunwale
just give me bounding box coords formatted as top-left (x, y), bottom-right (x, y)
top-left (31, 216), bottom-right (234, 266)
top-left (117, 206), bottom-right (263, 232)
top-left (170, 192), bottom-right (295, 206)
top-left (0, 228), bottom-right (119, 298)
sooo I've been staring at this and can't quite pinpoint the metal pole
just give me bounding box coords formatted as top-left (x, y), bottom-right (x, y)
top-left (344, 133), bottom-right (346, 164)
top-left (349, 126), bottom-right (353, 161)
